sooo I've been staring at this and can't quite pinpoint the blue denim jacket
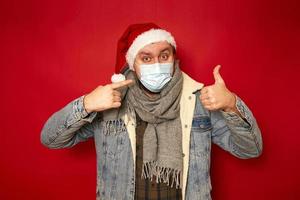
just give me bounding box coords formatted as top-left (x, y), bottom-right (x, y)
top-left (41, 72), bottom-right (263, 200)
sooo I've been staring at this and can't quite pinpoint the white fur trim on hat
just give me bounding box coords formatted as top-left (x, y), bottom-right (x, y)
top-left (125, 28), bottom-right (177, 70)
top-left (111, 73), bottom-right (126, 83)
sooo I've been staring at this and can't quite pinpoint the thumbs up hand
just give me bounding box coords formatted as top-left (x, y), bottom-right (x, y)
top-left (200, 65), bottom-right (236, 112)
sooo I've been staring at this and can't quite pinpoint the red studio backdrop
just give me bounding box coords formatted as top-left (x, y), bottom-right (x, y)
top-left (1, 0), bottom-right (299, 199)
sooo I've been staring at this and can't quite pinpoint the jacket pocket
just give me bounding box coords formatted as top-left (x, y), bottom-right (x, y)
top-left (191, 115), bottom-right (212, 156)
top-left (192, 115), bottom-right (213, 131)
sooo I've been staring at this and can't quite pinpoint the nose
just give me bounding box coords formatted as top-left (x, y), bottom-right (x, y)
top-left (153, 57), bottom-right (160, 63)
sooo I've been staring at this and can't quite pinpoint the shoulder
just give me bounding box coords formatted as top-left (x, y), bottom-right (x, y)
top-left (181, 71), bottom-right (204, 93)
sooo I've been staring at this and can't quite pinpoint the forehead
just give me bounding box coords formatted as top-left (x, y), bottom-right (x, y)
top-left (137, 41), bottom-right (173, 55)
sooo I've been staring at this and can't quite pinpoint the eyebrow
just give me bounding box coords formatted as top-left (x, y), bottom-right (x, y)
top-left (138, 47), bottom-right (172, 56)
top-left (139, 51), bottom-right (152, 56)
top-left (160, 47), bottom-right (172, 53)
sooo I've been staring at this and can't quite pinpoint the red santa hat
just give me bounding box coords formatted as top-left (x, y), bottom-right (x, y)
top-left (111, 23), bottom-right (177, 83)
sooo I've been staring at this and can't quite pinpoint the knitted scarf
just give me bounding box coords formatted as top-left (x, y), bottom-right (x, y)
top-left (125, 60), bottom-right (183, 188)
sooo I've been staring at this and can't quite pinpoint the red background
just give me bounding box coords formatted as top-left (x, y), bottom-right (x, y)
top-left (1, 0), bottom-right (299, 199)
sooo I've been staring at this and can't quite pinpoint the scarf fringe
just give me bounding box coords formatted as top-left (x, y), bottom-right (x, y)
top-left (141, 161), bottom-right (181, 189)
top-left (103, 119), bottom-right (127, 135)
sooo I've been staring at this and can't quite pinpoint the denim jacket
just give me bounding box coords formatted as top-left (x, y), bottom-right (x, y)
top-left (40, 72), bottom-right (263, 200)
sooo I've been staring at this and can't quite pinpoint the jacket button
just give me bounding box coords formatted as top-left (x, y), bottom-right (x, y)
top-left (182, 153), bottom-right (185, 157)
top-left (185, 124), bottom-right (188, 128)
top-left (188, 96), bottom-right (192, 100)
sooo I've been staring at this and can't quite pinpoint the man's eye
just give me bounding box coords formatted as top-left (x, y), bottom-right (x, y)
top-left (160, 54), bottom-right (169, 60)
top-left (143, 57), bottom-right (151, 62)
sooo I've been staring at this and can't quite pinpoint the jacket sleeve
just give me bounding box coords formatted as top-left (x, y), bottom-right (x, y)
top-left (40, 95), bottom-right (99, 149)
top-left (211, 94), bottom-right (263, 159)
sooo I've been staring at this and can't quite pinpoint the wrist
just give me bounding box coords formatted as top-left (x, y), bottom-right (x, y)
top-left (223, 92), bottom-right (237, 112)
top-left (83, 94), bottom-right (93, 114)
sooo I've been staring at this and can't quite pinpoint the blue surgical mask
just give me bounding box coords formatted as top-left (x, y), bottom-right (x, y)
top-left (139, 62), bottom-right (174, 93)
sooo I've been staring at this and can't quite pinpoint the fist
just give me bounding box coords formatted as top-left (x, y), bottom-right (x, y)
top-left (83, 79), bottom-right (133, 113)
top-left (200, 65), bottom-right (236, 111)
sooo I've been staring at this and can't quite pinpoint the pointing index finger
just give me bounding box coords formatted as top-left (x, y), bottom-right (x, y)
top-left (111, 79), bottom-right (134, 90)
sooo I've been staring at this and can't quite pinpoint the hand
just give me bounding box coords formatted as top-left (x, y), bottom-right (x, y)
top-left (200, 65), bottom-right (236, 111)
top-left (83, 79), bottom-right (133, 113)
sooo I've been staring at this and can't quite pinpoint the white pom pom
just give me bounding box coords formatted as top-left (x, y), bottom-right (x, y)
top-left (111, 73), bottom-right (126, 83)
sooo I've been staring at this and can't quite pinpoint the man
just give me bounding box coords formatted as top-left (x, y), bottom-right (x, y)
top-left (41, 23), bottom-right (263, 200)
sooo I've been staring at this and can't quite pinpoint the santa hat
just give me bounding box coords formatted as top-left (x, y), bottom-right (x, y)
top-left (111, 23), bottom-right (177, 83)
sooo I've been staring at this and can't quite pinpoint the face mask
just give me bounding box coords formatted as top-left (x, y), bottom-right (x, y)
top-left (139, 62), bottom-right (174, 93)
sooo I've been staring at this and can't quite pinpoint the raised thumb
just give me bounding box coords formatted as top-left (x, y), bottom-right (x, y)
top-left (213, 65), bottom-right (225, 85)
